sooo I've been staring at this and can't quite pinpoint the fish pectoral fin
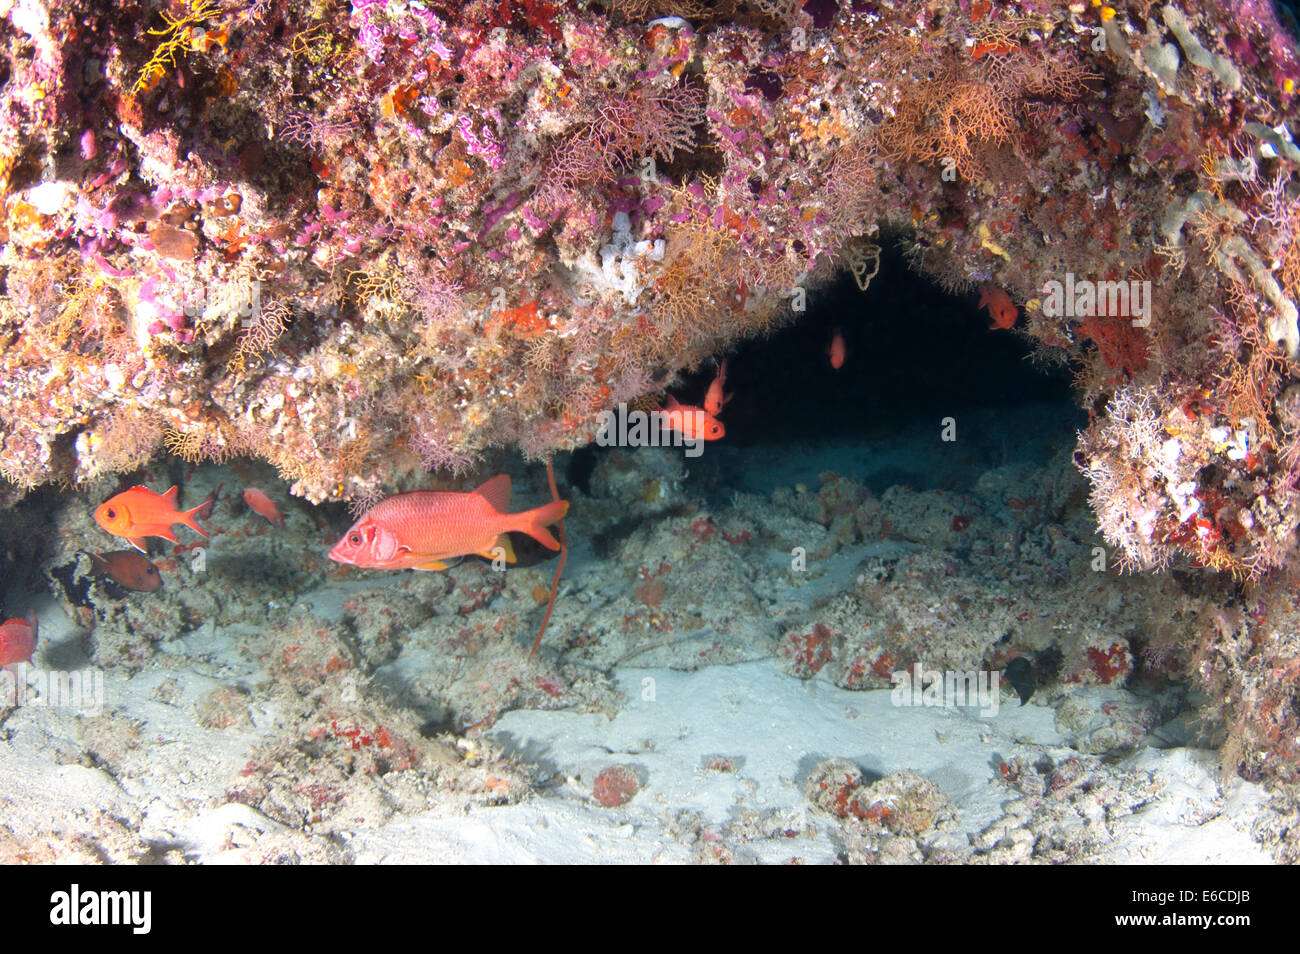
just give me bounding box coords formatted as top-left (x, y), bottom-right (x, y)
top-left (127, 537), bottom-right (149, 554)
top-left (482, 534), bottom-right (516, 563)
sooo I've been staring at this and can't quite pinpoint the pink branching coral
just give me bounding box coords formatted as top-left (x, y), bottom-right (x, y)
top-left (409, 410), bottom-right (477, 476)
top-left (539, 85), bottom-right (706, 199)
top-left (279, 112), bottom-right (361, 151)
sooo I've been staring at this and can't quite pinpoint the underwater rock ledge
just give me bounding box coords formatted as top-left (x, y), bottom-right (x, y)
top-left (1, 0), bottom-right (1300, 587)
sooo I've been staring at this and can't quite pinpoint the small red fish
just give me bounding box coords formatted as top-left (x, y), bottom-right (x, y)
top-left (94, 485), bottom-right (209, 553)
top-left (84, 550), bottom-right (164, 593)
top-left (658, 395), bottom-right (725, 441)
top-left (979, 285), bottom-right (1018, 330)
top-left (704, 358), bottom-right (731, 416)
top-left (328, 474), bottom-right (569, 571)
top-left (829, 328), bottom-right (846, 369)
top-left (243, 487), bottom-right (286, 528)
top-left (0, 610), bottom-right (38, 667)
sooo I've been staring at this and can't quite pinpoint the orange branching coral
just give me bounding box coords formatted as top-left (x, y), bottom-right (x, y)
top-left (228, 299), bottom-right (291, 374)
top-left (651, 222), bottom-right (737, 341)
top-left (880, 48), bottom-right (1089, 178)
top-left (881, 75), bottom-right (1015, 177)
top-left (79, 406), bottom-right (164, 482)
top-left (163, 427), bottom-right (209, 465)
top-left (1212, 283), bottom-right (1299, 446)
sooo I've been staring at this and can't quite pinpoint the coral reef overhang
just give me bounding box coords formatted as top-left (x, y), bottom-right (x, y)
top-left (3, 0), bottom-right (1300, 580)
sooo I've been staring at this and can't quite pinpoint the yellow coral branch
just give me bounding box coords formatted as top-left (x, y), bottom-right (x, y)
top-left (133, 0), bottom-right (220, 95)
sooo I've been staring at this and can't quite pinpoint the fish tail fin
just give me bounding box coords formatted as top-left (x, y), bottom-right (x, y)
top-left (516, 499), bottom-right (569, 551)
top-left (180, 503), bottom-right (210, 539)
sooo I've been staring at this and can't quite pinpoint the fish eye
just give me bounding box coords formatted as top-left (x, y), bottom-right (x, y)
top-left (349, 533), bottom-right (362, 545)
top-left (106, 508), bottom-right (116, 519)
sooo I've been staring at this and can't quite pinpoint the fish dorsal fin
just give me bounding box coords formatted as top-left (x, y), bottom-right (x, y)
top-left (475, 474), bottom-right (512, 512)
top-left (161, 486), bottom-right (179, 506)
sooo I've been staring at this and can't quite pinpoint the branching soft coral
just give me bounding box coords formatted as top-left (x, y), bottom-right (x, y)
top-left (539, 85), bottom-right (705, 199)
top-left (133, 0), bottom-right (221, 94)
top-left (1079, 382), bottom-right (1300, 580)
top-left (880, 48), bottom-right (1090, 178)
top-left (76, 407), bottom-right (164, 484)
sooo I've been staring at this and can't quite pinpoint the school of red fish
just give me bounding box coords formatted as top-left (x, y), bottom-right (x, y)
top-left (32, 303), bottom-right (1017, 661)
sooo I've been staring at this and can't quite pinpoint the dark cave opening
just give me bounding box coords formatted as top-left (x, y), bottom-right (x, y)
top-left (694, 242), bottom-right (1078, 444)
top-left (569, 243), bottom-right (1086, 498)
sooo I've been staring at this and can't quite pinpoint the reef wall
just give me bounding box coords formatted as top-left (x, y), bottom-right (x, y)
top-left (2, 0), bottom-right (1300, 586)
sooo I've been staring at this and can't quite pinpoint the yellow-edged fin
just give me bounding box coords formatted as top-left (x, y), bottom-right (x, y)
top-left (412, 559), bottom-right (452, 571)
top-left (481, 534), bottom-right (516, 563)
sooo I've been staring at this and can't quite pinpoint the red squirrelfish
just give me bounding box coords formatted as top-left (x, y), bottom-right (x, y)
top-left (243, 487), bottom-right (286, 528)
top-left (979, 285), bottom-right (1018, 330)
top-left (704, 358), bottom-right (731, 416)
top-left (94, 485), bottom-right (209, 553)
top-left (328, 475), bottom-right (570, 571)
top-left (658, 395), bottom-right (725, 441)
top-left (829, 328), bottom-right (846, 369)
top-left (0, 610), bottom-right (38, 667)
